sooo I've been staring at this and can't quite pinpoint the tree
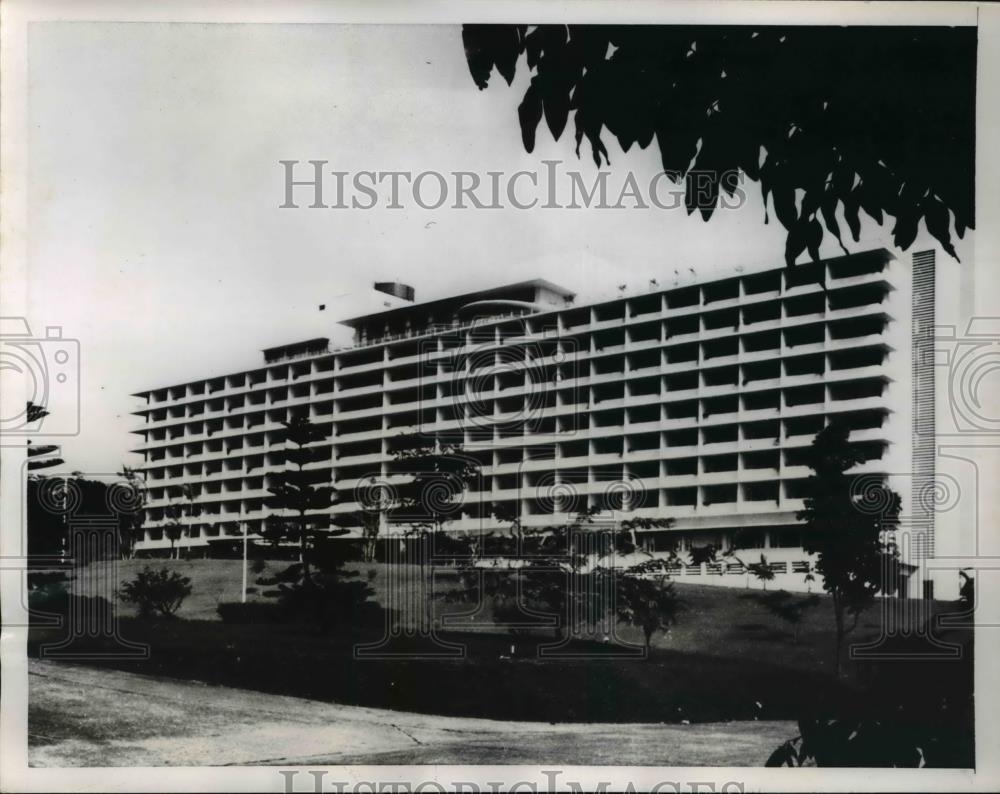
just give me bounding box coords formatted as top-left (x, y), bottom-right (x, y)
top-left (163, 482), bottom-right (198, 560)
top-left (748, 553), bottom-right (776, 591)
top-left (747, 589), bottom-right (820, 644)
top-left (804, 565), bottom-right (817, 594)
top-left (617, 515), bottom-right (676, 557)
top-left (114, 465), bottom-right (147, 560)
top-left (445, 509), bottom-right (678, 644)
top-left (264, 415), bottom-right (338, 584)
top-left (461, 25), bottom-right (974, 263)
top-left (385, 433), bottom-right (482, 628)
top-left (386, 433), bottom-right (482, 539)
top-left (688, 542), bottom-right (718, 566)
top-left (119, 566), bottom-right (192, 619)
top-left (26, 404), bottom-right (63, 472)
top-left (342, 475), bottom-right (392, 563)
top-left (797, 422), bottom-right (901, 677)
top-left (613, 559), bottom-right (683, 654)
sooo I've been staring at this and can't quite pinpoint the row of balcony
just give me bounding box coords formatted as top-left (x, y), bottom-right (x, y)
top-left (137, 400), bottom-right (891, 473)
top-left (135, 268), bottom-right (896, 413)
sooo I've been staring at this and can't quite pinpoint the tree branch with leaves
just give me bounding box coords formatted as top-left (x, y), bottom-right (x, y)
top-left (461, 24), bottom-right (974, 264)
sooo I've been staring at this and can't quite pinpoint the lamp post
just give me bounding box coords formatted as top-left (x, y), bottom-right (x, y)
top-left (241, 521), bottom-right (248, 603)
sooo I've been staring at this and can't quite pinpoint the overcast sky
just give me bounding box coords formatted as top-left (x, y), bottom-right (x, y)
top-left (25, 22), bottom-right (969, 473)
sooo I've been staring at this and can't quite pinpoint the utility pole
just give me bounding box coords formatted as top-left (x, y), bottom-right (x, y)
top-left (241, 521), bottom-right (248, 603)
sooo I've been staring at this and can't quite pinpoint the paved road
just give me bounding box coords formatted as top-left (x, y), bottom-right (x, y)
top-left (28, 659), bottom-right (794, 766)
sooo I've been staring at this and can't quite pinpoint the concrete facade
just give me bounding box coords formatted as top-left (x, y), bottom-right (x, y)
top-left (132, 248), bottom-right (937, 594)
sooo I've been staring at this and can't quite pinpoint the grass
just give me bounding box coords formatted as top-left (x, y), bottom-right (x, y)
top-left (55, 557), bottom-right (962, 672)
top-left (28, 557), bottom-right (973, 737)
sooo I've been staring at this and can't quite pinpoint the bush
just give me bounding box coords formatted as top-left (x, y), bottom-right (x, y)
top-left (251, 558), bottom-right (267, 575)
top-left (276, 577), bottom-right (380, 630)
top-left (27, 571), bottom-right (71, 590)
top-left (27, 581), bottom-right (71, 618)
top-left (119, 566), bottom-right (192, 618)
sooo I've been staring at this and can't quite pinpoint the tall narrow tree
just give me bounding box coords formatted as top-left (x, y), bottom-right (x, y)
top-left (115, 465), bottom-right (147, 560)
top-left (797, 422), bottom-right (901, 677)
top-left (264, 416), bottom-right (336, 584)
top-left (164, 483), bottom-right (198, 560)
top-left (385, 433), bottom-right (482, 627)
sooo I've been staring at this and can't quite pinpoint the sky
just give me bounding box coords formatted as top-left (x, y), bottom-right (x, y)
top-left (24, 22), bottom-right (971, 474)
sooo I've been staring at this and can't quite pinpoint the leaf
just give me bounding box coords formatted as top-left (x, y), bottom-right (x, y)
top-left (685, 169), bottom-right (719, 220)
top-left (771, 185), bottom-right (798, 231)
top-left (857, 179), bottom-right (885, 225)
top-left (655, 123), bottom-right (699, 178)
top-left (891, 209), bottom-right (919, 251)
top-left (461, 25), bottom-right (524, 89)
top-left (518, 82), bottom-right (544, 153)
top-left (525, 27), bottom-right (544, 70)
top-left (923, 197), bottom-right (958, 260)
top-left (538, 68), bottom-right (573, 141)
top-left (842, 193), bottom-right (862, 242)
top-left (805, 217), bottom-right (823, 261)
top-left (820, 194), bottom-right (848, 254)
top-left (494, 26), bottom-right (525, 86)
top-left (785, 219), bottom-right (808, 267)
top-left (461, 26), bottom-right (496, 90)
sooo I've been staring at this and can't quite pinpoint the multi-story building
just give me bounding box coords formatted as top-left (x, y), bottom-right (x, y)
top-left (131, 247), bottom-right (938, 595)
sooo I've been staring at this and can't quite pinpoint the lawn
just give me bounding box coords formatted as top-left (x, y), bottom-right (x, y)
top-left (27, 556), bottom-right (974, 761)
top-left (54, 557), bottom-right (965, 676)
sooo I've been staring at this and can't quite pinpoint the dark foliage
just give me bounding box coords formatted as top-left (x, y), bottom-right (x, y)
top-left (747, 554), bottom-right (776, 589)
top-left (767, 626), bottom-right (973, 767)
top-left (27, 587), bottom-right (114, 628)
top-left (263, 416), bottom-right (344, 581)
top-left (613, 563), bottom-right (684, 651)
top-left (462, 24), bottom-right (975, 263)
top-left (797, 422), bottom-right (902, 675)
top-left (27, 571), bottom-right (70, 589)
top-left (248, 542), bottom-right (380, 631)
top-left (119, 566), bottom-right (192, 618)
top-left (688, 543), bottom-right (718, 566)
top-left (385, 434), bottom-right (482, 532)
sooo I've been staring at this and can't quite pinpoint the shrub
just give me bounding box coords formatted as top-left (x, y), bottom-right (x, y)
top-left (251, 558), bottom-right (267, 575)
top-left (27, 571), bottom-right (71, 590)
top-left (27, 581), bottom-right (70, 617)
top-left (276, 576), bottom-right (380, 631)
top-left (119, 566), bottom-right (192, 618)
top-left (28, 586), bottom-right (113, 626)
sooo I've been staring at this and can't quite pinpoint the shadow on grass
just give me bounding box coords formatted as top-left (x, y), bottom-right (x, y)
top-left (30, 608), bottom-right (852, 724)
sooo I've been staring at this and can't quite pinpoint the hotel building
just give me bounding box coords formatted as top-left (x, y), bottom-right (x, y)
top-left (132, 248), bottom-right (941, 596)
